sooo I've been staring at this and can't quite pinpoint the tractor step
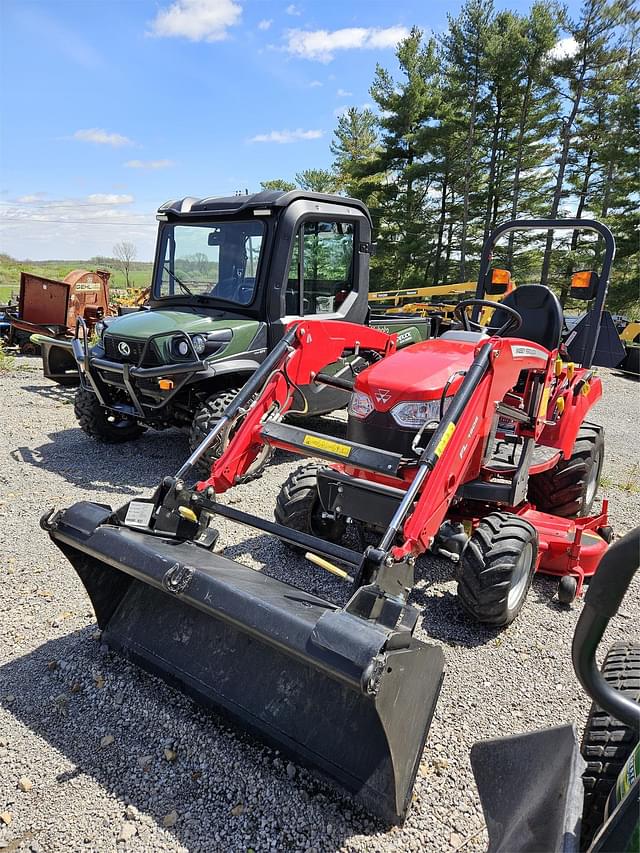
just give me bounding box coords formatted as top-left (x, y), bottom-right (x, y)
top-left (260, 421), bottom-right (403, 476)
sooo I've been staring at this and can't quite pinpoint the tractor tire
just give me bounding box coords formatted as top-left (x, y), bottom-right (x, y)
top-left (275, 463), bottom-right (346, 549)
top-left (457, 512), bottom-right (538, 627)
top-left (189, 387), bottom-right (272, 481)
top-left (580, 642), bottom-right (640, 850)
top-left (74, 386), bottom-right (146, 443)
top-left (622, 346), bottom-right (640, 375)
top-left (528, 424), bottom-right (604, 518)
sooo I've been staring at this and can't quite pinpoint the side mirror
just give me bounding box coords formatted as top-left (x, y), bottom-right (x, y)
top-left (484, 268), bottom-right (513, 295)
top-left (570, 270), bottom-right (599, 300)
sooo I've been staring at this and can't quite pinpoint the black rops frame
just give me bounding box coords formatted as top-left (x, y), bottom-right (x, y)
top-left (475, 218), bottom-right (616, 369)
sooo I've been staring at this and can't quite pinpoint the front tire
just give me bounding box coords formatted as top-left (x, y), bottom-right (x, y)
top-left (189, 387), bottom-right (271, 480)
top-left (457, 512), bottom-right (538, 626)
top-left (74, 385), bottom-right (145, 443)
top-left (580, 642), bottom-right (640, 849)
top-left (275, 464), bottom-right (346, 549)
top-left (528, 425), bottom-right (604, 518)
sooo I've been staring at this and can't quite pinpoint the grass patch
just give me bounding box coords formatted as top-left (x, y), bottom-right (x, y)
top-left (0, 340), bottom-right (15, 372)
top-left (0, 256), bottom-right (153, 303)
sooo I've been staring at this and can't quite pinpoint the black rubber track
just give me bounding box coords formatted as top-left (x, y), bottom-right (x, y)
top-left (457, 512), bottom-right (538, 627)
top-left (528, 424), bottom-right (604, 518)
top-left (580, 642), bottom-right (640, 850)
top-left (274, 463), bottom-right (345, 547)
top-left (74, 385), bottom-right (145, 443)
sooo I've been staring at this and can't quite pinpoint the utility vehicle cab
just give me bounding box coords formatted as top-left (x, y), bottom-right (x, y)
top-left (69, 191), bottom-right (430, 471)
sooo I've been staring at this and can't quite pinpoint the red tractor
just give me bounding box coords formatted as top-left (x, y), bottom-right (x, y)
top-left (43, 218), bottom-right (616, 823)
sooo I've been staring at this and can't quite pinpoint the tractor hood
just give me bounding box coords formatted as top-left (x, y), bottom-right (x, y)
top-left (356, 337), bottom-right (480, 411)
top-left (105, 310), bottom-right (256, 340)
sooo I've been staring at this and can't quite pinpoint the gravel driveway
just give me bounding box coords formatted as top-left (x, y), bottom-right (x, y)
top-left (1, 361), bottom-right (638, 853)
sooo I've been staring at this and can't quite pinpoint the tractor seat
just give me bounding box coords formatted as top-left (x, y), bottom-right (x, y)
top-left (489, 284), bottom-right (564, 351)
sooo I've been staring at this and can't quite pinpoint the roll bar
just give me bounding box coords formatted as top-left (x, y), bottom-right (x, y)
top-left (572, 527), bottom-right (640, 732)
top-left (477, 219), bottom-right (616, 369)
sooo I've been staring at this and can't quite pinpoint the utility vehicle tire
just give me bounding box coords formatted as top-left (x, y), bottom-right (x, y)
top-left (580, 642), bottom-right (640, 850)
top-left (457, 512), bottom-right (538, 627)
top-left (74, 386), bottom-right (146, 443)
top-left (275, 463), bottom-right (346, 549)
top-left (190, 387), bottom-right (271, 480)
top-left (528, 425), bottom-right (604, 518)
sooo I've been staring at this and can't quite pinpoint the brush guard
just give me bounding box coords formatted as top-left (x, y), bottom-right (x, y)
top-left (43, 321), bottom-right (444, 824)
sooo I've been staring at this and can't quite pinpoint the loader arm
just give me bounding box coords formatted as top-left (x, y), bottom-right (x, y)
top-left (199, 319), bottom-right (396, 493)
top-left (390, 336), bottom-right (554, 559)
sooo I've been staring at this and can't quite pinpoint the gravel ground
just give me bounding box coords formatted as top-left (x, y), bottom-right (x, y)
top-left (1, 360), bottom-right (638, 853)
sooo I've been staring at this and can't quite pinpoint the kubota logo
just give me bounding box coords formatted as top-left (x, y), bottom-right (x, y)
top-left (118, 341), bottom-right (131, 356)
top-left (375, 388), bottom-right (391, 404)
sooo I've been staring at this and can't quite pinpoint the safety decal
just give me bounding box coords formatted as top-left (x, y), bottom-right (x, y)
top-left (303, 435), bottom-right (352, 457)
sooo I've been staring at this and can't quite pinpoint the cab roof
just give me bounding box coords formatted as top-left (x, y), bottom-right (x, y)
top-left (157, 190), bottom-right (371, 223)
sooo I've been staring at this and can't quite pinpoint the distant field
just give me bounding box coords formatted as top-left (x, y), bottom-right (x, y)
top-left (0, 257), bottom-right (153, 305)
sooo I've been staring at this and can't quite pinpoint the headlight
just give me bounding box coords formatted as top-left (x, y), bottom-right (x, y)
top-left (174, 338), bottom-right (190, 357)
top-left (391, 398), bottom-right (451, 428)
top-left (348, 391), bottom-right (374, 419)
top-left (191, 334), bottom-right (206, 355)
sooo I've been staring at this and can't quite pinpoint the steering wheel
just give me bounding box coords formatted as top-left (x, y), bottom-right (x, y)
top-left (454, 299), bottom-right (522, 337)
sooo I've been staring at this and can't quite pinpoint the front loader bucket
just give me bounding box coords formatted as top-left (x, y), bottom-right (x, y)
top-left (46, 501), bottom-right (444, 824)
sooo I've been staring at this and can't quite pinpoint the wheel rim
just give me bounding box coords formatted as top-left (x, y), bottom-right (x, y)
top-left (585, 449), bottom-right (601, 506)
top-left (507, 542), bottom-right (533, 611)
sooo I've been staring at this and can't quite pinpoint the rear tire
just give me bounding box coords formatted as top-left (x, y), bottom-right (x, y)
top-left (580, 642), bottom-right (640, 850)
top-left (457, 512), bottom-right (538, 626)
top-left (74, 385), bottom-right (145, 443)
top-left (275, 464), bottom-right (346, 548)
top-left (622, 346), bottom-right (640, 375)
top-left (528, 425), bottom-right (604, 518)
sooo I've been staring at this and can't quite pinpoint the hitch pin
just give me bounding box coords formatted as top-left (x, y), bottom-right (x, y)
top-left (304, 552), bottom-right (353, 582)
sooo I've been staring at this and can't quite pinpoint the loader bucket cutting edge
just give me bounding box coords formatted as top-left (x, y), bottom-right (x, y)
top-left (47, 500), bottom-right (444, 824)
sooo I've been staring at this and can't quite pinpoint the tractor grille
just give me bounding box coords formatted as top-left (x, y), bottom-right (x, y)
top-left (103, 335), bottom-right (158, 365)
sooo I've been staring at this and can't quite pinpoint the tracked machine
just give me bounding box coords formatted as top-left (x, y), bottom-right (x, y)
top-left (43, 219), bottom-right (615, 823)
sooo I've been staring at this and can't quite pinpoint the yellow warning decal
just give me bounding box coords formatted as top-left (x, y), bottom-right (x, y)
top-left (434, 422), bottom-right (456, 457)
top-left (303, 434), bottom-right (352, 457)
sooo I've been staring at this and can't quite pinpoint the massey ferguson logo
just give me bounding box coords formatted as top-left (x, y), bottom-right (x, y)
top-left (375, 389), bottom-right (391, 404)
top-left (117, 341), bottom-right (131, 357)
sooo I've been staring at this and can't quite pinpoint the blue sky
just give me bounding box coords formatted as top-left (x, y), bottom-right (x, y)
top-left (0, 0), bottom-right (580, 260)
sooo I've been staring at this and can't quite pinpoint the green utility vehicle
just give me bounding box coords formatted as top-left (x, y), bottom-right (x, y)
top-left (55, 191), bottom-right (429, 471)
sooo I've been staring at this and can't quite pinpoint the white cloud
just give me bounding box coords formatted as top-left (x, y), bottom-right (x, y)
top-left (258, 18), bottom-right (272, 30)
top-left (73, 128), bottom-right (134, 147)
top-left (548, 36), bottom-right (579, 60)
top-left (309, 80), bottom-right (322, 87)
top-left (285, 25), bottom-right (409, 62)
top-left (149, 0), bottom-right (242, 42)
top-left (286, 4), bottom-right (301, 15)
top-left (16, 193), bottom-right (48, 203)
top-left (249, 128), bottom-right (323, 143)
top-left (124, 159), bottom-right (174, 170)
top-left (337, 88), bottom-right (353, 97)
top-left (334, 102), bottom-right (373, 118)
top-left (87, 193), bottom-right (134, 205)
top-left (0, 195), bottom-right (156, 260)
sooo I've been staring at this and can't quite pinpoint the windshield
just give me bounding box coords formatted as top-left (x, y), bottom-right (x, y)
top-left (155, 220), bottom-right (265, 305)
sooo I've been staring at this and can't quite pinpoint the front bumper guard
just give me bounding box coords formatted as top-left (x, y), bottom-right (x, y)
top-left (73, 318), bottom-right (206, 418)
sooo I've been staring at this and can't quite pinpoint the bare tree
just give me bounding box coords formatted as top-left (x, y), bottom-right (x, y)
top-left (113, 241), bottom-right (137, 288)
